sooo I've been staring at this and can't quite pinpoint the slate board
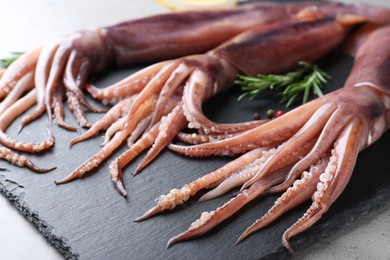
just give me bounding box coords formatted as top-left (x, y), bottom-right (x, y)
top-left (1, 49), bottom-right (390, 259)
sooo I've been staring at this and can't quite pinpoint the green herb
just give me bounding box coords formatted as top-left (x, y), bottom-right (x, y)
top-left (235, 61), bottom-right (330, 107)
top-left (0, 52), bottom-right (24, 68)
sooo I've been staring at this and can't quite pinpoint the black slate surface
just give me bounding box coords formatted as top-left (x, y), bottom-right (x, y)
top-left (1, 50), bottom-right (390, 259)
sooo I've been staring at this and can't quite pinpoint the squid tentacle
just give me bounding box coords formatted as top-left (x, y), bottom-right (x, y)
top-left (55, 128), bottom-right (129, 184)
top-left (148, 64), bottom-right (193, 128)
top-left (17, 40), bottom-right (63, 130)
top-left (198, 148), bottom-right (285, 202)
top-left (70, 96), bottom-right (135, 146)
top-left (63, 51), bottom-right (106, 113)
top-left (56, 93), bottom-right (157, 184)
top-left (110, 123), bottom-right (161, 196)
top-left (127, 115), bottom-right (153, 147)
top-left (111, 102), bottom-right (187, 195)
top-left (0, 89), bottom-right (54, 153)
top-left (175, 121), bottom-right (267, 145)
top-left (44, 42), bottom-right (73, 120)
top-left (52, 82), bottom-right (79, 132)
top-left (102, 117), bottom-right (127, 146)
top-left (134, 104), bottom-right (187, 175)
top-left (166, 170), bottom-right (286, 248)
top-left (169, 99), bottom-right (324, 157)
top-left (85, 62), bottom-right (167, 102)
top-left (0, 71), bottom-right (34, 116)
top-left (198, 148), bottom-right (277, 202)
top-left (66, 90), bottom-right (92, 128)
top-left (0, 147), bottom-right (56, 173)
top-left (267, 108), bottom-right (352, 194)
top-left (237, 154), bottom-right (329, 244)
top-left (241, 103), bottom-right (337, 190)
top-left (283, 119), bottom-right (363, 252)
top-left (135, 147), bottom-right (268, 222)
top-left (176, 132), bottom-right (240, 145)
top-left (122, 61), bottom-right (180, 131)
top-left (62, 60), bottom-right (193, 183)
top-left (0, 46), bottom-right (42, 99)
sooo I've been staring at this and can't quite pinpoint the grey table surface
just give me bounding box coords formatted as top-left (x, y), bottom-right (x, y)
top-left (0, 0), bottom-right (389, 259)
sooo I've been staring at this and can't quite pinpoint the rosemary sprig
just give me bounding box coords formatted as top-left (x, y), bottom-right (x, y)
top-left (235, 61), bottom-right (330, 107)
top-left (0, 52), bottom-right (24, 68)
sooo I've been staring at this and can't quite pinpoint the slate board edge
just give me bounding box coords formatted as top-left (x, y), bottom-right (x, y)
top-left (0, 174), bottom-right (78, 260)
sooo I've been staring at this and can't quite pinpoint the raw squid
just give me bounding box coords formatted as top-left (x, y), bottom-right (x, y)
top-left (1, 1), bottom-right (390, 253)
top-left (137, 21), bottom-right (390, 253)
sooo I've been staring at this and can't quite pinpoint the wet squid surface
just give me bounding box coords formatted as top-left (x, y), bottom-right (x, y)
top-left (1, 1), bottom-right (390, 258)
top-left (0, 52), bottom-right (389, 259)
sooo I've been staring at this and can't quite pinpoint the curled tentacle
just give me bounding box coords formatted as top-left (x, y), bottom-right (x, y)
top-left (0, 147), bottom-right (56, 173)
top-left (63, 51), bottom-right (106, 113)
top-left (55, 128), bottom-right (130, 184)
top-left (0, 90), bottom-right (54, 152)
top-left (181, 58), bottom-right (237, 134)
top-left (110, 123), bottom-right (161, 196)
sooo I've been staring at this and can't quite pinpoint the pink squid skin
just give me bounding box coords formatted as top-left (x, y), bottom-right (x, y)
top-left (0, 1), bottom-right (340, 157)
top-left (100, 2), bottom-right (331, 67)
top-left (55, 7), bottom-right (371, 190)
top-left (1, 1), bottom-right (389, 171)
top-left (146, 25), bottom-right (390, 252)
top-left (211, 17), bottom-right (350, 76)
top-left (0, 1), bottom-right (326, 170)
top-left (0, 0), bottom-right (389, 254)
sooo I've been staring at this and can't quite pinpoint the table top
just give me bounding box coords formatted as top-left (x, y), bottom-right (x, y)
top-left (0, 0), bottom-right (389, 259)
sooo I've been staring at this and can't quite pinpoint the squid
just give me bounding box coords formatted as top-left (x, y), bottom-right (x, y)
top-left (0, 1), bottom-right (390, 253)
top-left (50, 2), bottom-right (389, 193)
top-left (136, 20), bottom-right (390, 253)
top-left (0, 1), bottom-right (325, 170)
top-left (1, 1), bottom-right (387, 172)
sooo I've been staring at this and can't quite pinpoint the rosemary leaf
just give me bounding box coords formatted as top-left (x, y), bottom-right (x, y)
top-left (236, 61), bottom-right (330, 107)
top-left (0, 52), bottom-right (24, 68)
